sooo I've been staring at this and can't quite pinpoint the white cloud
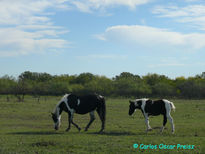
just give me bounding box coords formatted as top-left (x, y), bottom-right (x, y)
top-left (68, 0), bottom-right (150, 13)
top-left (148, 63), bottom-right (185, 68)
top-left (0, 28), bottom-right (68, 56)
top-left (152, 5), bottom-right (205, 30)
top-left (0, 0), bottom-right (69, 57)
top-left (77, 54), bottom-right (127, 60)
top-left (0, 0), bottom-right (69, 25)
top-left (148, 57), bottom-right (185, 68)
top-left (96, 24), bottom-right (205, 50)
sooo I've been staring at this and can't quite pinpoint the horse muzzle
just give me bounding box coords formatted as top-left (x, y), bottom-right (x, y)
top-left (129, 112), bottom-right (133, 116)
top-left (54, 126), bottom-right (59, 130)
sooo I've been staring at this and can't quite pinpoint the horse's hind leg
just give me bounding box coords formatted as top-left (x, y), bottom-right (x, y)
top-left (167, 114), bottom-right (174, 134)
top-left (165, 103), bottom-right (175, 134)
top-left (160, 114), bottom-right (167, 133)
top-left (85, 111), bottom-right (95, 131)
top-left (96, 108), bottom-right (105, 133)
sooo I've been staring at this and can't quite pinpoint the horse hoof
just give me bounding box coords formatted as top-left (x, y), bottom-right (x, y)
top-left (84, 127), bottom-right (88, 131)
top-left (78, 128), bottom-right (81, 132)
top-left (66, 128), bottom-right (70, 132)
top-left (98, 130), bottom-right (104, 134)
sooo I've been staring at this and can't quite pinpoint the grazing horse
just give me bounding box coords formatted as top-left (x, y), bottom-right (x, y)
top-left (51, 94), bottom-right (106, 133)
top-left (129, 98), bottom-right (176, 134)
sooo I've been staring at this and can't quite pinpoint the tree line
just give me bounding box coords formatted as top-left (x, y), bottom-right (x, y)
top-left (0, 71), bottom-right (205, 101)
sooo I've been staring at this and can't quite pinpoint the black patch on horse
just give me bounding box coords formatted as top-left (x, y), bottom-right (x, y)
top-left (144, 100), bottom-right (166, 116)
top-left (67, 94), bottom-right (101, 114)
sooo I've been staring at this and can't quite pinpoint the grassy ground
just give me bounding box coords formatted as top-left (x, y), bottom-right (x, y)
top-left (0, 96), bottom-right (204, 154)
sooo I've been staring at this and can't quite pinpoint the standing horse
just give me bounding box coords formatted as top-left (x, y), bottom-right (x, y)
top-left (51, 94), bottom-right (106, 133)
top-left (129, 98), bottom-right (176, 134)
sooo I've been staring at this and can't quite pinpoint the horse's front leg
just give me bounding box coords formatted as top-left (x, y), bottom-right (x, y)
top-left (66, 112), bottom-right (71, 131)
top-left (144, 114), bottom-right (152, 133)
top-left (71, 120), bottom-right (81, 132)
top-left (68, 109), bottom-right (81, 132)
top-left (71, 112), bottom-right (81, 131)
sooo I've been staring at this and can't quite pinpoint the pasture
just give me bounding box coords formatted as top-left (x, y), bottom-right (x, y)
top-left (0, 96), bottom-right (204, 154)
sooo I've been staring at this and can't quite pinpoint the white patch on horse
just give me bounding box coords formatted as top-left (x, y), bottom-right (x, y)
top-left (64, 98), bottom-right (71, 112)
top-left (60, 93), bottom-right (72, 112)
top-left (163, 99), bottom-right (175, 133)
top-left (77, 99), bottom-right (80, 106)
top-left (138, 98), bottom-right (151, 132)
top-left (134, 102), bottom-right (138, 107)
top-left (55, 114), bottom-right (61, 128)
top-left (53, 94), bottom-right (71, 126)
top-left (138, 98), bottom-right (148, 111)
top-left (99, 95), bottom-right (103, 98)
top-left (133, 98), bottom-right (148, 108)
top-left (53, 106), bottom-right (61, 128)
top-left (54, 94), bottom-right (70, 113)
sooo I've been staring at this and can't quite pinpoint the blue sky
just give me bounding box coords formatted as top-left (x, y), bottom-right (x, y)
top-left (0, 0), bottom-right (205, 78)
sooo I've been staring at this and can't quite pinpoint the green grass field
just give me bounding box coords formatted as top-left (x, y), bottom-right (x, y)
top-left (0, 96), bottom-right (205, 154)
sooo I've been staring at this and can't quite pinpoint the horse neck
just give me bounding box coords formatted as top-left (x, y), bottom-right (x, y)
top-left (54, 102), bottom-right (63, 116)
top-left (58, 101), bottom-right (69, 114)
top-left (58, 107), bottom-right (63, 115)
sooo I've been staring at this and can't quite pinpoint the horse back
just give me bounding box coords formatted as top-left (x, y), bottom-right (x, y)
top-left (68, 94), bottom-right (104, 114)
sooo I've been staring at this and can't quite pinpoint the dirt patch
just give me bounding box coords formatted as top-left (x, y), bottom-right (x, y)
top-left (32, 141), bottom-right (57, 147)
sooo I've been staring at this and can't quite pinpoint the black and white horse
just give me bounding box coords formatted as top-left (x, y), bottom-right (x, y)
top-left (51, 94), bottom-right (106, 133)
top-left (129, 98), bottom-right (176, 134)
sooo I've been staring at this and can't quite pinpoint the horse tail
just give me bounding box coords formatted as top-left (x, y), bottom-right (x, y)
top-left (163, 99), bottom-right (176, 112)
top-left (169, 101), bottom-right (176, 112)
